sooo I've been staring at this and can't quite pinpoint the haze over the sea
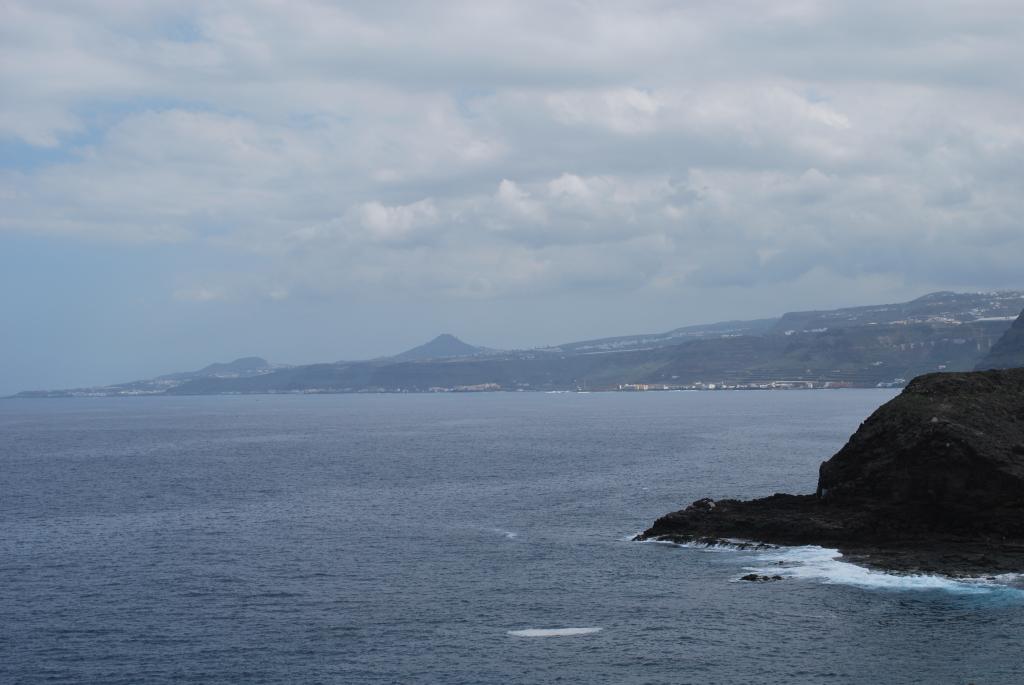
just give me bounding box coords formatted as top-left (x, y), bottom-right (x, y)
top-left (2, 1), bottom-right (1023, 395)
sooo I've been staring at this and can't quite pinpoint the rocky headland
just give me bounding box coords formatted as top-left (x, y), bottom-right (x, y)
top-left (637, 366), bottom-right (1024, 576)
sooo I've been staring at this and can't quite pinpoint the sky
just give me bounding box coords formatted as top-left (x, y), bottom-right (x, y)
top-left (2, 1), bottom-right (1023, 394)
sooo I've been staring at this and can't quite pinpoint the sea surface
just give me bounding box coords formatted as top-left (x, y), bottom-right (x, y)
top-left (2, 391), bottom-right (1023, 684)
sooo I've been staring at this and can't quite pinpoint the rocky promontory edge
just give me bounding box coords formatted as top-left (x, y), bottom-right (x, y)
top-left (636, 368), bottom-right (1024, 576)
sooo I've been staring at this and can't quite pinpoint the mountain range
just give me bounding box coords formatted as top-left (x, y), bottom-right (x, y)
top-left (13, 290), bottom-right (1024, 397)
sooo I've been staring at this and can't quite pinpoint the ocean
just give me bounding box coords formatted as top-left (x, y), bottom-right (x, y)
top-left (2, 391), bottom-right (1022, 684)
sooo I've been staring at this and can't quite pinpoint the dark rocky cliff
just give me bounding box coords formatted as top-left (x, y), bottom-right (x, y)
top-left (817, 370), bottom-right (1024, 520)
top-left (976, 310), bottom-right (1024, 370)
top-left (638, 368), bottom-right (1024, 574)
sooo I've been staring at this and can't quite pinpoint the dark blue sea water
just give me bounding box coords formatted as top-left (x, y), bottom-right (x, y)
top-left (2, 391), bottom-right (1023, 684)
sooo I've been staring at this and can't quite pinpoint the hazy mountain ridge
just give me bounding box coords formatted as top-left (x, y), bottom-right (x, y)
top-left (15, 357), bottom-right (287, 398)
top-left (975, 310), bottom-right (1024, 370)
top-left (386, 334), bottom-right (493, 362)
top-left (772, 291), bottom-right (1024, 333)
top-left (155, 357), bottom-right (279, 382)
top-left (546, 318), bottom-right (779, 354)
top-left (13, 291), bottom-right (1024, 397)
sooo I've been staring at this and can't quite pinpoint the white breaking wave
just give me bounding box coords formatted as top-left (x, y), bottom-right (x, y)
top-left (641, 536), bottom-right (1024, 595)
top-left (490, 528), bottom-right (518, 539)
top-left (507, 627), bottom-right (603, 637)
top-left (744, 546), bottom-right (1024, 596)
top-left (638, 536), bottom-right (771, 553)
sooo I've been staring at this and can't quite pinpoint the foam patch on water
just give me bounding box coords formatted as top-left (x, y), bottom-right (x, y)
top-left (636, 536), bottom-right (769, 553)
top-left (491, 528), bottom-right (518, 539)
top-left (507, 627), bottom-right (602, 637)
top-left (745, 545), bottom-right (1024, 596)
top-left (639, 536), bottom-right (1024, 596)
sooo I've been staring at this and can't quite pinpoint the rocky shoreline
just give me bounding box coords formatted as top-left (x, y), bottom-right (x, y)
top-left (637, 366), bottom-right (1024, 577)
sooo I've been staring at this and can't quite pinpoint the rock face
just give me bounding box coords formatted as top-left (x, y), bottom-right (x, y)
top-left (817, 370), bottom-right (1024, 521)
top-left (976, 309), bottom-right (1024, 370)
top-left (637, 368), bottom-right (1024, 575)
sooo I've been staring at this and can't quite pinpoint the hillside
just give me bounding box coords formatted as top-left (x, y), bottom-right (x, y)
top-left (163, 291), bottom-right (1021, 395)
top-left (772, 290), bottom-right (1023, 332)
top-left (13, 290), bottom-right (1024, 397)
top-left (548, 318), bottom-right (778, 354)
top-left (388, 334), bottom-right (490, 361)
top-left (162, 317), bottom-right (1011, 395)
top-left (156, 357), bottom-right (275, 382)
top-left (14, 357), bottom-right (284, 398)
top-left (976, 310), bottom-right (1024, 370)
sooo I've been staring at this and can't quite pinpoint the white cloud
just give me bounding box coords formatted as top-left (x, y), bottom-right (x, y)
top-left (495, 179), bottom-right (545, 222)
top-left (546, 88), bottom-right (662, 134)
top-left (359, 199), bottom-right (439, 241)
top-left (1, 0), bottom-right (1023, 305)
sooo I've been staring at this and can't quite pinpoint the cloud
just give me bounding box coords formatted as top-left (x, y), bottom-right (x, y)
top-left (495, 179), bottom-right (545, 223)
top-left (359, 199), bottom-right (439, 242)
top-left (1, 0), bottom-right (1023, 307)
top-left (546, 88), bottom-right (662, 134)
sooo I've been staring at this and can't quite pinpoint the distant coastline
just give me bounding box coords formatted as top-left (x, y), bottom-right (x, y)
top-left (13, 290), bottom-right (1023, 398)
top-left (8, 384), bottom-right (900, 399)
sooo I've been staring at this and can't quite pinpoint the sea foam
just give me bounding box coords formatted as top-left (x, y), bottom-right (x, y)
top-left (744, 545), bottom-right (1024, 596)
top-left (641, 536), bottom-right (1024, 596)
top-left (507, 627), bottom-right (602, 637)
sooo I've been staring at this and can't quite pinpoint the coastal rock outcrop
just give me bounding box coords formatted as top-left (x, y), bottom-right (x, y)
top-left (637, 368), bottom-right (1024, 575)
top-left (739, 574), bottom-right (784, 582)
